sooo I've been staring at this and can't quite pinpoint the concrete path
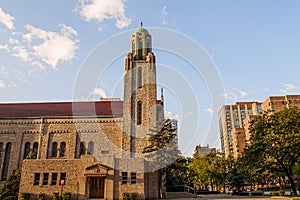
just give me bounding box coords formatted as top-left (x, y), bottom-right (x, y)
top-left (166, 192), bottom-right (294, 200)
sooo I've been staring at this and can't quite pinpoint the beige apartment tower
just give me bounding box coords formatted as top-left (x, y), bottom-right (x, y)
top-left (219, 95), bottom-right (300, 159)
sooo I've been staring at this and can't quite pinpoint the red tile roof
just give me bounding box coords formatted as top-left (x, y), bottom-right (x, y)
top-left (0, 101), bottom-right (123, 118)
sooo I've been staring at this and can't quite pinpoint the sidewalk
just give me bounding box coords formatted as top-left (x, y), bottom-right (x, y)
top-left (166, 192), bottom-right (294, 200)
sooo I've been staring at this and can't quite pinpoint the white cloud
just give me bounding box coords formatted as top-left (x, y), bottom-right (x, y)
top-left (0, 44), bottom-right (9, 51)
top-left (204, 108), bottom-right (214, 114)
top-left (8, 38), bottom-right (19, 44)
top-left (165, 110), bottom-right (179, 120)
top-left (77, 88), bottom-right (107, 101)
top-left (9, 24), bottom-right (79, 70)
top-left (279, 83), bottom-right (296, 93)
top-left (162, 6), bottom-right (168, 16)
top-left (12, 46), bottom-right (30, 61)
top-left (0, 66), bottom-right (9, 75)
top-left (239, 90), bottom-right (248, 98)
top-left (161, 6), bottom-right (168, 25)
top-left (0, 8), bottom-right (15, 30)
top-left (224, 88), bottom-right (249, 100)
top-left (7, 82), bottom-right (16, 88)
top-left (91, 88), bottom-right (107, 98)
top-left (0, 80), bottom-right (5, 88)
top-left (78, 0), bottom-right (131, 29)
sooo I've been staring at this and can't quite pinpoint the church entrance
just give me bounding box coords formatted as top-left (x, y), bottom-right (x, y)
top-left (89, 177), bottom-right (105, 198)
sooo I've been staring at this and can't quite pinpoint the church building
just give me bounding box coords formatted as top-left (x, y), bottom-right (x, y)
top-left (0, 26), bottom-right (166, 199)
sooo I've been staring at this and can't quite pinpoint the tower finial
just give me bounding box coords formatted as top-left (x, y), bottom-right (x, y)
top-left (140, 21), bottom-right (143, 30)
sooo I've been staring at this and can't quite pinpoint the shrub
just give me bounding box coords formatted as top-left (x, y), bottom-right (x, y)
top-left (20, 193), bottom-right (31, 200)
top-left (278, 190), bottom-right (285, 196)
top-left (270, 191), bottom-right (279, 196)
top-left (38, 193), bottom-right (46, 200)
top-left (3, 196), bottom-right (16, 200)
top-left (62, 192), bottom-right (71, 200)
top-left (122, 192), bottom-right (138, 200)
top-left (52, 192), bottom-right (59, 200)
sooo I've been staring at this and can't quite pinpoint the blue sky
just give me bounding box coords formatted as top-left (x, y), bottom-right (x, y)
top-left (0, 1), bottom-right (300, 156)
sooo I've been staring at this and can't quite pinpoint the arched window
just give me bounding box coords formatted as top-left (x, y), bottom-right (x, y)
top-left (88, 141), bottom-right (94, 154)
top-left (51, 142), bottom-right (58, 158)
top-left (1, 142), bottom-right (12, 181)
top-left (138, 39), bottom-right (142, 59)
top-left (60, 142), bottom-right (66, 157)
top-left (137, 101), bottom-right (142, 125)
top-left (23, 142), bottom-right (31, 159)
top-left (79, 142), bottom-right (85, 156)
top-left (132, 40), bottom-right (135, 54)
top-left (137, 67), bottom-right (142, 89)
top-left (33, 142), bottom-right (38, 159)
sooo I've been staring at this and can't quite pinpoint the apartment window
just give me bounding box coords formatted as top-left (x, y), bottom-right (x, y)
top-left (60, 172), bottom-right (66, 185)
top-left (1, 142), bottom-right (12, 181)
top-left (131, 172), bottom-right (137, 184)
top-left (51, 173), bottom-right (57, 185)
top-left (33, 173), bottom-right (40, 185)
top-left (122, 172), bottom-right (128, 184)
top-left (137, 101), bottom-right (142, 125)
top-left (51, 142), bottom-right (58, 157)
top-left (88, 141), bottom-right (94, 154)
top-left (60, 142), bottom-right (66, 157)
top-left (23, 142), bottom-right (31, 159)
top-left (42, 173), bottom-right (49, 185)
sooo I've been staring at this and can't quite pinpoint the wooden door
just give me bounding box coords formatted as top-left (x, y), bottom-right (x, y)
top-left (89, 177), bottom-right (105, 198)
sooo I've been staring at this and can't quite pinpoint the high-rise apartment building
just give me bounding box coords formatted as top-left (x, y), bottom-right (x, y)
top-left (219, 95), bottom-right (300, 159)
top-left (218, 102), bottom-right (262, 158)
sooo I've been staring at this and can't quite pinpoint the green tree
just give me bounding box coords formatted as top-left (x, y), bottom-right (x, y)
top-left (143, 118), bottom-right (179, 198)
top-left (247, 107), bottom-right (300, 195)
top-left (189, 150), bottom-right (229, 192)
top-left (165, 156), bottom-right (193, 191)
top-left (0, 167), bottom-right (21, 200)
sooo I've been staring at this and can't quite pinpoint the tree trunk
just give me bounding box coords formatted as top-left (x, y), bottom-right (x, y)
top-left (286, 172), bottom-right (297, 195)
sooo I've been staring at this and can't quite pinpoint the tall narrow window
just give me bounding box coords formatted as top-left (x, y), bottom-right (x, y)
top-left (122, 172), bottom-right (128, 184)
top-left (88, 141), bottom-right (94, 155)
top-left (60, 142), bottom-right (66, 157)
top-left (60, 172), bottom-right (66, 185)
top-left (131, 172), bottom-right (137, 184)
top-left (51, 142), bottom-right (58, 158)
top-left (79, 142), bottom-right (85, 156)
top-left (23, 142), bottom-right (31, 159)
top-left (42, 173), bottom-right (49, 185)
top-left (132, 41), bottom-right (135, 54)
top-left (0, 142), bottom-right (3, 172)
top-left (51, 173), bottom-right (57, 185)
top-left (1, 142), bottom-right (12, 181)
top-left (138, 39), bottom-right (142, 59)
top-left (137, 101), bottom-right (142, 125)
top-left (137, 67), bottom-right (142, 88)
top-left (33, 142), bottom-right (38, 159)
top-left (33, 173), bottom-right (40, 185)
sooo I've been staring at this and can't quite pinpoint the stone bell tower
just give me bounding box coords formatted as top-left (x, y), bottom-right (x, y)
top-left (123, 24), bottom-right (157, 157)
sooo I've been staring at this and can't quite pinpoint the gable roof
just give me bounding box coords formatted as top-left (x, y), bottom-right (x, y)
top-left (0, 101), bottom-right (123, 118)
